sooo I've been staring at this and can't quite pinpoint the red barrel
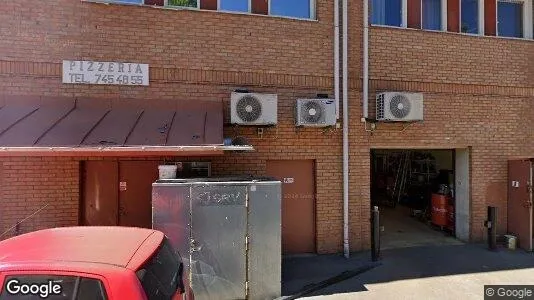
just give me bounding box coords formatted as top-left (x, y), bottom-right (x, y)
top-left (431, 194), bottom-right (448, 226)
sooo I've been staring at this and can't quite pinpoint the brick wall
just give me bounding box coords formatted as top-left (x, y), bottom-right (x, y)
top-left (0, 0), bottom-right (533, 253)
top-left (0, 0), bottom-right (333, 75)
top-left (368, 27), bottom-right (534, 87)
top-left (345, 4), bottom-right (534, 245)
top-left (348, 91), bottom-right (533, 244)
top-left (0, 157), bottom-right (80, 239)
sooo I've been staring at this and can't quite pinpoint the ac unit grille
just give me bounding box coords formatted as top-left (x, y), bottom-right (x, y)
top-left (389, 94), bottom-right (411, 118)
top-left (302, 101), bottom-right (324, 123)
top-left (377, 94), bottom-right (385, 119)
top-left (236, 95), bottom-right (262, 122)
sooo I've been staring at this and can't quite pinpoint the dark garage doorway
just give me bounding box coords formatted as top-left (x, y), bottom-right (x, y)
top-left (370, 149), bottom-right (464, 250)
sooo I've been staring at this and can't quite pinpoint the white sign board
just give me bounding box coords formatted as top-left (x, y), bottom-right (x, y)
top-left (62, 60), bottom-right (149, 86)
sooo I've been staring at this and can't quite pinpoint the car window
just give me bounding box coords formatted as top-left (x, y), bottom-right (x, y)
top-left (0, 275), bottom-right (107, 300)
top-left (76, 278), bottom-right (107, 300)
top-left (136, 238), bottom-right (182, 300)
top-left (0, 275), bottom-right (76, 299)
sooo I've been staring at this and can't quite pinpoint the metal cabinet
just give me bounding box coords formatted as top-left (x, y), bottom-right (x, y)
top-left (152, 177), bottom-right (282, 300)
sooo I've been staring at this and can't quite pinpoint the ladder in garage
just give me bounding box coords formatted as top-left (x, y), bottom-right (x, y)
top-left (392, 150), bottom-right (411, 206)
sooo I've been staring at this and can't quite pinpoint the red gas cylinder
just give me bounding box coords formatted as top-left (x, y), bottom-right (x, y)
top-left (431, 194), bottom-right (448, 227)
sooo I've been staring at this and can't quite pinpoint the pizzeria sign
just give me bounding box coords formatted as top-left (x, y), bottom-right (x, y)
top-left (62, 60), bottom-right (149, 86)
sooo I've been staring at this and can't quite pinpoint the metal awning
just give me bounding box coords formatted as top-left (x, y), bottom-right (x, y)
top-left (0, 96), bottom-right (249, 156)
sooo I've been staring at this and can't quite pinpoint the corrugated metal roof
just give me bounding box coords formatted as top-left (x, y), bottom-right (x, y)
top-left (0, 96), bottom-right (224, 155)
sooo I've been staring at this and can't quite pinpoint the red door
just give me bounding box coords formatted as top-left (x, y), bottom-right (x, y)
top-left (266, 160), bottom-right (316, 254)
top-left (82, 161), bottom-right (119, 226)
top-left (118, 161), bottom-right (160, 228)
top-left (507, 160), bottom-right (533, 251)
top-left (83, 161), bottom-right (160, 229)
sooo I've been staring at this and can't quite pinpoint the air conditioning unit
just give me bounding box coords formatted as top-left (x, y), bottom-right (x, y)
top-left (296, 99), bottom-right (336, 127)
top-left (231, 92), bottom-right (277, 125)
top-left (376, 92), bottom-right (424, 122)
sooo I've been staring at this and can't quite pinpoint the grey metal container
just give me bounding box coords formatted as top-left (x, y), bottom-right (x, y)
top-left (152, 177), bottom-right (282, 300)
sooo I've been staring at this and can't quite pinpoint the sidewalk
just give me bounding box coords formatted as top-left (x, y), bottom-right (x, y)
top-left (282, 252), bottom-right (378, 297)
top-left (282, 244), bottom-right (534, 299)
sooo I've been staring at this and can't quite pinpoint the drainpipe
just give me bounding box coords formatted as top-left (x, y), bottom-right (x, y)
top-left (334, 0), bottom-right (340, 119)
top-left (342, 0), bottom-right (350, 258)
top-left (363, 0), bottom-right (369, 120)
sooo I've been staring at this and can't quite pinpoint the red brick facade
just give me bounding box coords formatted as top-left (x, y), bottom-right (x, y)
top-left (0, 0), bottom-right (532, 253)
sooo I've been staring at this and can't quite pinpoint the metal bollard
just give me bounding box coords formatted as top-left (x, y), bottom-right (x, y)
top-left (371, 206), bottom-right (380, 261)
top-left (484, 206), bottom-right (497, 250)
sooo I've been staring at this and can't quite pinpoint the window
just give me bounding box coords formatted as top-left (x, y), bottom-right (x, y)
top-left (498, 0), bottom-right (524, 37)
top-left (220, 0), bottom-right (249, 12)
top-left (77, 278), bottom-right (107, 300)
top-left (167, 0), bottom-right (197, 8)
top-left (370, 0), bottom-right (403, 26)
top-left (366, 0), bottom-right (532, 38)
top-left (108, 0), bottom-right (142, 3)
top-left (407, 0), bottom-right (443, 30)
top-left (137, 238), bottom-right (183, 300)
top-left (461, 0), bottom-right (479, 33)
top-left (270, 0), bottom-right (313, 19)
top-left (89, 0), bottom-right (316, 19)
top-left (0, 275), bottom-right (106, 300)
top-left (423, 0), bottom-right (442, 30)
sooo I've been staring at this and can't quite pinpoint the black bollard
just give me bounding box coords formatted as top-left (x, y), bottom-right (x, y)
top-left (371, 206), bottom-right (380, 261)
top-left (485, 206), bottom-right (497, 250)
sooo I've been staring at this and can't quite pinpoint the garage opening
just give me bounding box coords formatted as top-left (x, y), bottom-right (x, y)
top-left (371, 149), bottom-right (468, 250)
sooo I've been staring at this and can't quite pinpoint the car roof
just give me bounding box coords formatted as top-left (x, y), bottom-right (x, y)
top-left (0, 227), bottom-right (164, 270)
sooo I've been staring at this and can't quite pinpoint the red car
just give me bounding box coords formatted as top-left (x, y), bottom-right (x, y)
top-left (0, 226), bottom-right (190, 300)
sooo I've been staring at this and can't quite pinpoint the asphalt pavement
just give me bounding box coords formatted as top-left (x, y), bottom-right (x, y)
top-left (282, 244), bottom-right (534, 300)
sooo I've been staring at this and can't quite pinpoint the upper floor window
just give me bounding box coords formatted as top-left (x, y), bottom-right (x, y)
top-left (167, 0), bottom-right (197, 8)
top-left (406, 0), bottom-right (443, 30)
top-left (370, 0), bottom-right (403, 27)
top-left (498, 0), bottom-right (524, 37)
top-left (113, 0), bottom-right (143, 3)
top-left (422, 0), bottom-right (442, 30)
top-left (220, 0), bottom-right (249, 12)
top-left (461, 0), bottom-right (479, 34)
top-left (270, 0), bottom-right (314, 19)
top-left (369, 0), bottom-right (533, 40)
top-left (95, 0), bottom-right (316, 19)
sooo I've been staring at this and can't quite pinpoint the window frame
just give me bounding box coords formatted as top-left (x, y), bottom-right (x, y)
top-left (459, 0), bottom-right (482, 35)
top-left (218, 0), bottom-right (252, 13)
top-left (495, 0), bottom-right (533, 39)
top-left (371, 0), bottom-right (448, 30)
top-left (164, 0), bottom-right (200, 9)
top-left (369, 0), bottom-right (404, 27)
top-left (85, 0), bottom-right (317, 20)
top-left (421, 0), bottom-right (444, 30)
top-left (368, 0), bottom-right (533, 40)
top-left (268, 0), bottom-right (316, 20)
